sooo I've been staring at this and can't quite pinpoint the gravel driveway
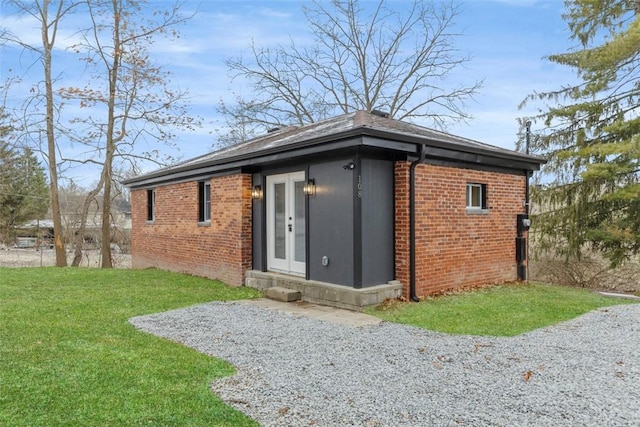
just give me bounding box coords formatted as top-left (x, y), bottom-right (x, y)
top-left (129, 302), bottom-right (640, 427)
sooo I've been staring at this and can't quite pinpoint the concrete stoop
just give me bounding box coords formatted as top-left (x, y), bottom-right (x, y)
top-left (245, 270), bottom-right (403, 311)
top-left (264, 286), bottom-right (302, 302)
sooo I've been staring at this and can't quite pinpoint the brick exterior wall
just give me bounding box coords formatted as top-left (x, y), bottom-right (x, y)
top-left (395, 162), bottom-right (526, 298)
top-left (131, 163), bottom-right (525, 296)
top-left (130, 174), bottom-right (252, 286)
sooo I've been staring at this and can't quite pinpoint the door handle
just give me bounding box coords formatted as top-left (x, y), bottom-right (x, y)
top-left (288, 224), bottom-right (292, 232)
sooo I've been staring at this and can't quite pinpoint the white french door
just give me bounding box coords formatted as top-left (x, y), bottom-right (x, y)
top-left (266, 172), bottom-right (306, 276)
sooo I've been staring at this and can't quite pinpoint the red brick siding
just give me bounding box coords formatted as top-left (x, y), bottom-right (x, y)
top-left (130, 174), bottom-right (252, 286)
top-left (395, 162), bottom-right (526, 298)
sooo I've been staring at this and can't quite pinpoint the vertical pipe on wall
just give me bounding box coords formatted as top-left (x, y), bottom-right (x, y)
top-left (525, 120), bottom-right (531, 217)
top-left (516, 121), bottom-right (532, 281)
top-left (409, 145), bottom-right (426, 302)
top-left (306, 165), bottom-right (312, 280)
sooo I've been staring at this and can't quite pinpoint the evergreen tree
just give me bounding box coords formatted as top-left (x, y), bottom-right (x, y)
top-left (522, 0), bottom-right (640, 265)
top-left (0, 136), bottom-right (49, 241)
top-left (15, 148), bottom-right (50, 222)
top-left (0, 110), bottom-right (17, 242)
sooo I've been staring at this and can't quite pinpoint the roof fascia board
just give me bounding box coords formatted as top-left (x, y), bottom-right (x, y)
top-left (420, 145), bottom-right (543, 171)
top-left (422, 157), bottom-right (534, 175)
top-left (360, 135), bottom-right (416, 152)
top-left (360, 128), bottom-right (545, 165)
top-left (127, 168), bottom-right (243, 189)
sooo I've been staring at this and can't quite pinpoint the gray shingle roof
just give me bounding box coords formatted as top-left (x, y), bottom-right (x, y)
top-left (124, 111), bottom-right (544, 186)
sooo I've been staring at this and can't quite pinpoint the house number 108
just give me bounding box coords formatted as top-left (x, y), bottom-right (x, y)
top-left (357, 175), bottom-right (362, 198)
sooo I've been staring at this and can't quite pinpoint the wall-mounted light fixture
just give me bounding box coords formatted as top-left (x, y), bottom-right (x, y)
top-left (251, 185), bottom-right (263, 200)
top-left (303, 178), bottom-right (316, 197)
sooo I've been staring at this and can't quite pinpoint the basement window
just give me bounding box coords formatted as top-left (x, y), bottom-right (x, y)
top-left (466, 183), bottom-right (487, 212)
top-left (146, 189), bottom-right (155, 222)
top-left (198, 181), bottom-right (211, 223)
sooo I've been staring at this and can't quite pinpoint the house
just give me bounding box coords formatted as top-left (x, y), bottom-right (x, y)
top-left (14, 197), bottom-right (132, 251)
top-left (123, 111), bottom-right (545, 309)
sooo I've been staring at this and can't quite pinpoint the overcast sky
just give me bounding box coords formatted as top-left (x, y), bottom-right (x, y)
top-left (0, 0), bottom-right (579, 184)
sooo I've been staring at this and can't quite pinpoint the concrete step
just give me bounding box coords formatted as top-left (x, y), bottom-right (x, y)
top-left (264, 286), bottom-right (302, 302)
top-left (246, 270), bottom-right (403, 311)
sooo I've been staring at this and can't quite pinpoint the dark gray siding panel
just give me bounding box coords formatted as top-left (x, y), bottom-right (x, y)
top-left (308, 159), bottom-right (354, 286)
top-left (252, 173), bottom-right (264, 271)
top-left (361, 158), bottom-right (395, 286)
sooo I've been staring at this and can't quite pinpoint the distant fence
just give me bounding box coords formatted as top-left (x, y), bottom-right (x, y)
top-left (0, 248), bottom-right (132, 269)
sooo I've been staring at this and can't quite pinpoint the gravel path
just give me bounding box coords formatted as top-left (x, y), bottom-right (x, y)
top-left (129, 303), bottom-right (640, 427)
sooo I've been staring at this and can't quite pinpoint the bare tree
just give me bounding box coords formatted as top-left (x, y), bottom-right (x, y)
top-left (1, 0), bottom-right (84, 266)
top-left (3, 0), bottom-right (200, 267)
top-left (57, 0), bottom-right (199, 267)
top-left (218, 0), bottom-right (481, 144)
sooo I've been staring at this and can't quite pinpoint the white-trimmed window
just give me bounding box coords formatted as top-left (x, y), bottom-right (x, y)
top-left (198, 181), bottom-right (211, 223)
top-left (466, 183), bottom-right (487, 210)
top-left (146, 188), bottom-right (155, 221)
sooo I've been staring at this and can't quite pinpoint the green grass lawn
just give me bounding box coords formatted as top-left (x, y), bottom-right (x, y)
top-left (0, 267), bottom-right (262, 427)
top-left (366, 282), bottom-right (638, 337)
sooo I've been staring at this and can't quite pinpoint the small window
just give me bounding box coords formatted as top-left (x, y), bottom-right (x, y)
top-left (146, 189), bottom-right (155, 221)
top-left (198, 181), bottom-right (211, 223)
top-left (466, 183), bottom-right (487, 210)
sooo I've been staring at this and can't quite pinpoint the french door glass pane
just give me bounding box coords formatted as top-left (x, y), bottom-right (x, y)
top-left (294, 180), bottom-right (306, 263)
top-left (274, 182), bottom-right (286, 259)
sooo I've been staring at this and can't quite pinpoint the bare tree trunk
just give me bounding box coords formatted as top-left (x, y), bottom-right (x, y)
top-left (100, 172), bottom-right (113, 268)
top-left (99, 0), bottom-right (121, 269)
top-left (41, 0), bottom-right (67, 266)
top-left (72, 180), bottom-right (103, 266)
